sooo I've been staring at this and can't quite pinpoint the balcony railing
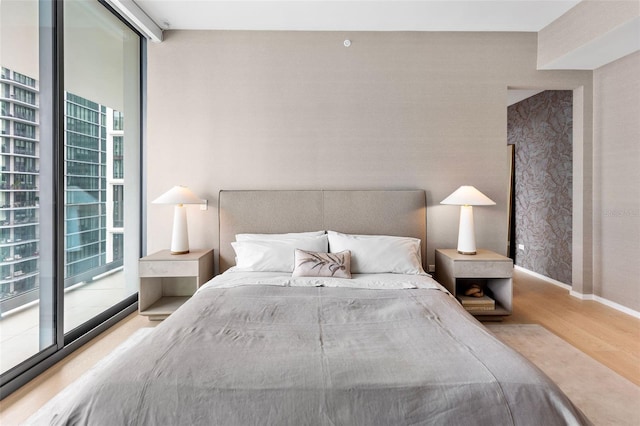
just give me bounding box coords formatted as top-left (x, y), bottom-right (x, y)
top-left (0, 219), bottom-right (38, 227)
top-left (0, 203), bottom-right (39, 209)
top-left (0, 184), bottom-right (38, 190)
top-left (0, 260), bottom-right (123, 314)
top-left (12, 168), bottom-right (39, 174)
top-left (11, 149), bottom-right (37, 156)
top-left (1, 253), bottom-right (39, 263)
top-left (0, 237), bottom-right (38, 246)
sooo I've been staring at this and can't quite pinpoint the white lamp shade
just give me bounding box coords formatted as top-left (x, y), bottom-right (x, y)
top-left (440, 185), bottom-right (496, 206)
top-left (153, 186), bottom-right (202, 254)
top-left (441, 186), bottom-right (495, 255)
top-left (152, 185), bottom-right (202, 205)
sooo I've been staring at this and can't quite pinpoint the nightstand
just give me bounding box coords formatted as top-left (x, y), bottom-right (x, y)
top-left (139, 249), bottom-right (214, 320)
top-left (435, 248), bottom-right (513, 319)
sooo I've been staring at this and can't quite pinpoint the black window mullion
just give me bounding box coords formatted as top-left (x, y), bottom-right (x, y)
top-left (36, 0), bottom-right (61, 351)
top-left (53, 0), bottom-right (65, 349)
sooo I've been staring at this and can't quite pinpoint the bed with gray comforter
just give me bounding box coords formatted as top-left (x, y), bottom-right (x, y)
top-left (30, 271), bottom-right (591, 426)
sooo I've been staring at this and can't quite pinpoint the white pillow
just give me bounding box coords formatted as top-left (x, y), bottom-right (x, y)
top-left (235, 231), bottom-right (325, 241)
top-left (232, 235), bottom-right (328, 272)
top-left (327, 231), bottom-right (425, 275)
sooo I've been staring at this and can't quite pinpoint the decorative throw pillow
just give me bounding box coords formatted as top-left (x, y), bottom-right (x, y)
top-left (292, 249), bottom-right (352, 278)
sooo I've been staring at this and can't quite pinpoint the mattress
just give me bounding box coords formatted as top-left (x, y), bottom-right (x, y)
top-left (29, 271), bottom-right (591, 425)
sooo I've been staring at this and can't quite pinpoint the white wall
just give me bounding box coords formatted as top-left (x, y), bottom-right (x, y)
top-left (538, 0), bottom-right (640, 69)
top-left (146, 30), bottom-right (593, 272)
top-left (593, 51), bottom-right (640, 311)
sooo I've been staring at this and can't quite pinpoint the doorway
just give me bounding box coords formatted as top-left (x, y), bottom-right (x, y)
top-left (507, 90), bottom-right (573, 286)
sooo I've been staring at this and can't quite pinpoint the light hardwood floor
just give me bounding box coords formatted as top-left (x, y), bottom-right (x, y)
top-left (0, 314), bottom-right (158, 425)
top-left (502, 269), bottom-right (640, 386)
top-left (1, 269), bottom-right (639, 425)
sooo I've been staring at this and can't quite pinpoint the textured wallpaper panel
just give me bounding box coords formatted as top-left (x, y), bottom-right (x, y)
top-left (508, 91), bottom-right (573, 284)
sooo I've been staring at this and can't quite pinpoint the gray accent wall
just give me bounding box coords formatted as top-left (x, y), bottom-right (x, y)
top-left (508, 91), bottom-right (573, 284)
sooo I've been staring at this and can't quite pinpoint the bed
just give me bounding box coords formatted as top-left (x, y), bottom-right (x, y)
top-left (29, 190), bottom-right (591, 425)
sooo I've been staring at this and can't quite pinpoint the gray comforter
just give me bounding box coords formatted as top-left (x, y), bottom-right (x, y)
top-left (34, 282), bottom-right (591, 425)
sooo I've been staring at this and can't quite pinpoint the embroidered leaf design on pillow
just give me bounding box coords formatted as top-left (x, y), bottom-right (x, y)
top-left (293, 249), bottom-right (351, 278)
top-left (299, 252), bottom-right (344, 274)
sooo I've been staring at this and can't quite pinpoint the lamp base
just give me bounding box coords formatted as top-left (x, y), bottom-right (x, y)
top-left (456, 205), bottom-right (478, 255)
top-left (170, 205), bottom-right (190, 255)
top-left (457, 250), bottom-right (477, 255)
top-left (170, 250), bottom-right (190, 255)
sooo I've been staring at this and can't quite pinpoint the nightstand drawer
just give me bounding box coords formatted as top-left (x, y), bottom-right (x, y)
top-left (453, 261), bottom-right (513, 278)
top-left (139, 260), bottom-right (199, 277)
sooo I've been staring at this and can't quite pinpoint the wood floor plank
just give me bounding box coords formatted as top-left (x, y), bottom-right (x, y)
top-left (501, 269), bottom-right (640, 386)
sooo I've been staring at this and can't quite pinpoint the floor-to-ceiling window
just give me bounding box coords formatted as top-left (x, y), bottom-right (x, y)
top-left (1, 0), bottom-right (142, 395)
top-left (0, 0), bottom-right (55, 376)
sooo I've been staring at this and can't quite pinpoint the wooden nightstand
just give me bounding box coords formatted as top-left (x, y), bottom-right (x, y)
top-left (139, 249), bottom-right (214, 320)
top-left (435, 248), bottom-right (513, 319)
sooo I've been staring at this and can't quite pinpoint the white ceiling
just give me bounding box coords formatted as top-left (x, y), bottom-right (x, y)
top-left (134, 0), bottom-right (582, 32)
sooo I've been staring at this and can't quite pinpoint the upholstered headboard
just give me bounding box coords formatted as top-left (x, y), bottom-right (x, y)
top-left (218, 190), bottom-right (427, 273)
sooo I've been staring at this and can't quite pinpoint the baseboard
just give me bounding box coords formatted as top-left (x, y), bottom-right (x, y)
top-left (569, 291), bottom-right (640, 319)
top-left (514, 265), bottom-right (640, 320)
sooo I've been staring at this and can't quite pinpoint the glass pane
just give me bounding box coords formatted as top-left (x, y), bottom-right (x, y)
top-left (63, 0), bottom-right (140, 333)
top-left (0, 0), bottom-right (55, 374)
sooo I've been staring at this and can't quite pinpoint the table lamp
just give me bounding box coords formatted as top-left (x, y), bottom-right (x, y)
top-left (152, 185), bottom-right (202, 254)
top-left (441, 185), bottom-right (496, 255)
